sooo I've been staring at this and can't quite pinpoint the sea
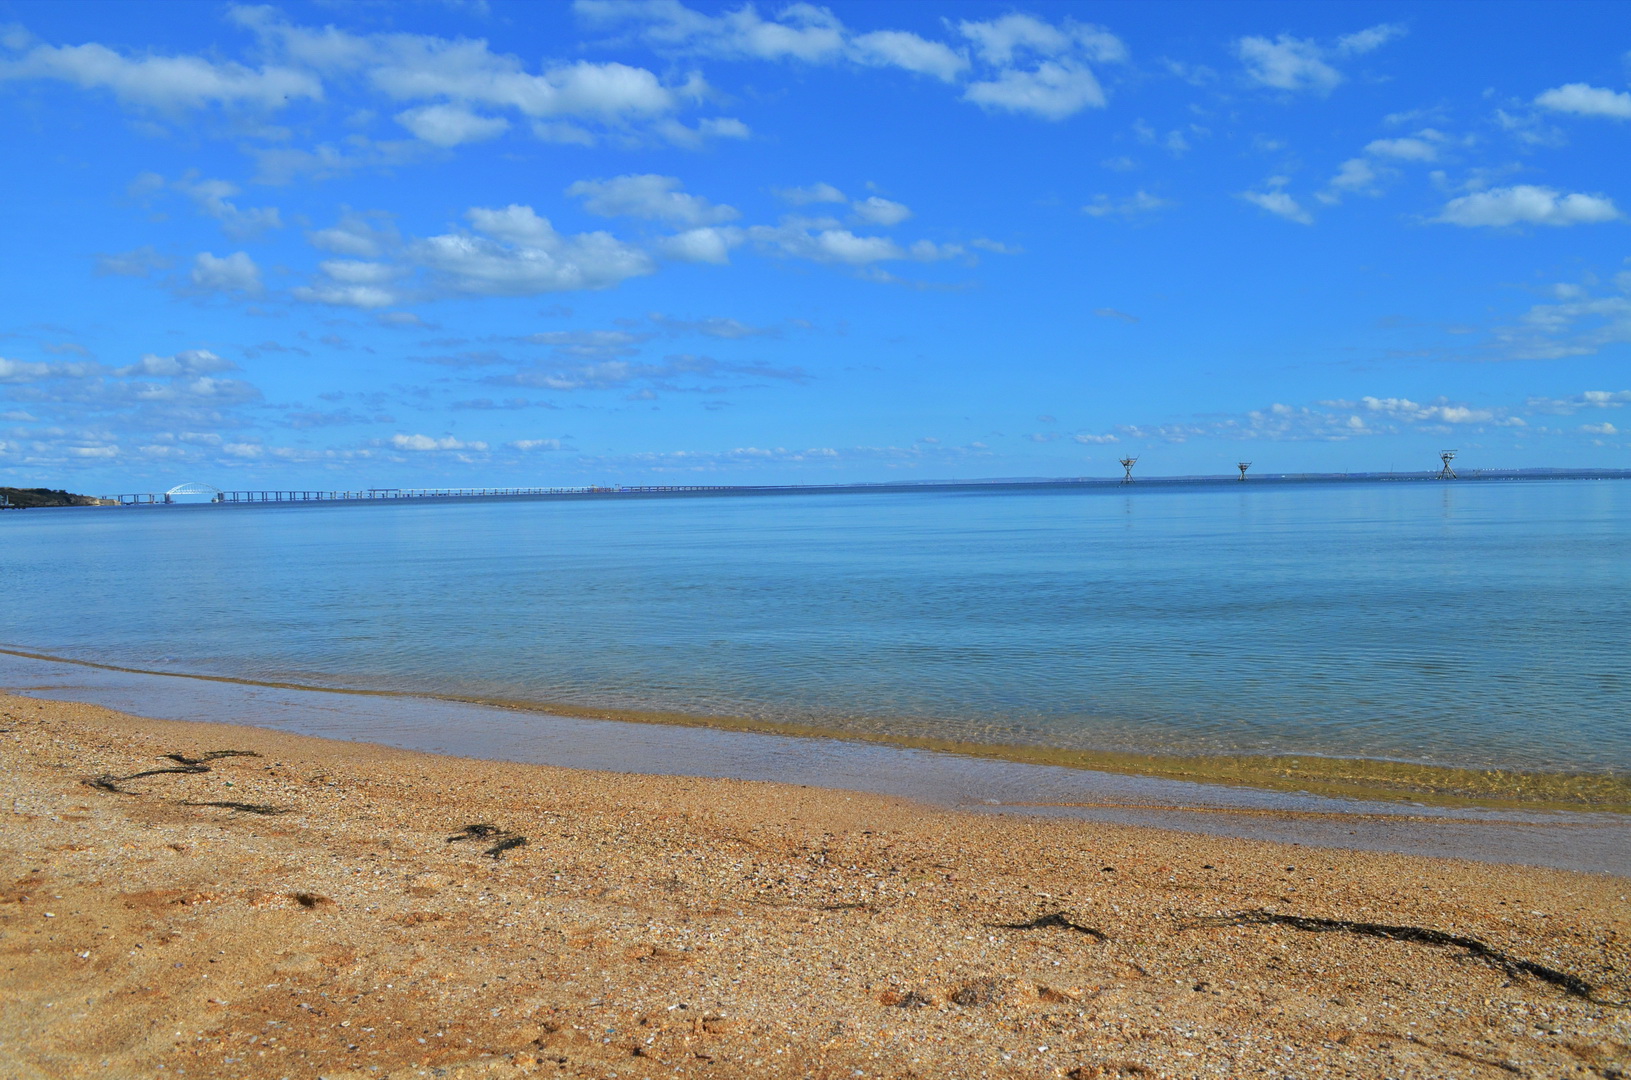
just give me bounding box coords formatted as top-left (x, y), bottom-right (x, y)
top-left (4, 476), bottom-right (1627, 789)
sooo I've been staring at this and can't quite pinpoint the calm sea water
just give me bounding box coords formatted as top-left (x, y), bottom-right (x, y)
top-left (3, 479), bottom-right (1628, 773)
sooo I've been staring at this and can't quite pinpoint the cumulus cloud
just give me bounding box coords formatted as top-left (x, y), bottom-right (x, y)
top-left (656, 226), bottom-right (743, 264)
top-left (1317, 129), bottom-right (1447, 204)
top-left (113, 349), bottom-right (236, 377)
top-left (510, 438), bottom-right (564, 451)
top-left (1535, 83), bottom-right (1631, 120)
top-left (391, 433), bottom-right (488, 451)
top-left (1082, 190), bottom-right (1169, 217)
top-left (851, 196), bottom-right (911, 226)
top-left (579, 3), bottom-right (1122, 120)
top-left (0, 358), bottom-right (57, 383)
top-left (308, 210), bottom-right (399, 257)
top-left (746, 218), bottom-right (962, 266)
top-left (1492, 277), bottom-right (1631, 360)
top-left (567, 174), bottom-right (739, 226)
top-left (1524, 389), bottom-right (1631, 414)
top-left (395, 103), bottom-right (510, 146)
top-left (0, 36), bottom-right (321, 111)
top-left (647, 312), bottom-right (775, 338)
top-left (850, 29), bottom-right (967, 82)
top-left (1436, 185), bottom-right (1622, 228)
top-left (1235, 35), bottom-right (1341, 94)
top-left (1241, 187), bottom-right (1313, 225)
top-left (295, 204), bottom-right (655, 307)
top-left (775, 182), bottom-right (846, 205)
top-left (95, 245), bottom-right (172, 277)
top-left (958, 15), bottom-right (1125, 120)
top-left (190, 251), bottom-right (263, 294)
top-left (1236, 24), bottom-right (1402, 95)
top-left (1365, 135), bottom-right (1438, 161)
top-left (494, 352), bottom-right (808, 392)
top-left (577, 0), bottom-right (970, 85)
top-left (1336, 23), bottom-right (1407, 55)
top-left (173, 175), bottom-right (282, 239)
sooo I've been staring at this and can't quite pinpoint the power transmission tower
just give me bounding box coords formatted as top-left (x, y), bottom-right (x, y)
top-left (1438, 450), bottom-right (1458, 479)
top-left (1119, 455), bottom-right (1138, 483)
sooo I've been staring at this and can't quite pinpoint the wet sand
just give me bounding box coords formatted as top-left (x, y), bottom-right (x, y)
top-left (3, 694), bottom-right (1628, 1079)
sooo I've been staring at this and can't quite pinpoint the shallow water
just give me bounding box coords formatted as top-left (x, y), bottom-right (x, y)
top-left (6, 652), bottom-right (1627, 876)
top-left (3, 478), bottom-right (1628, 776)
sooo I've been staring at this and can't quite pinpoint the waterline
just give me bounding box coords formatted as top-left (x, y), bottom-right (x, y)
top-left (7, 645), bottom-right (1625, 812)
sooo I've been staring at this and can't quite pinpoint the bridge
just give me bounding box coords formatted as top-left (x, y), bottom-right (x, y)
top-left (97, 482), bottom-right (725, 506)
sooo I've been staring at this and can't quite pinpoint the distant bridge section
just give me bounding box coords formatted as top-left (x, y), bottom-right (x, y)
top-left (98, 484), bottom-right (723, 506)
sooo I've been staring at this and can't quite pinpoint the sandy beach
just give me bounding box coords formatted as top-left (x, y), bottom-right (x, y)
top-left (3, 693), bottom-right (1627, 1079)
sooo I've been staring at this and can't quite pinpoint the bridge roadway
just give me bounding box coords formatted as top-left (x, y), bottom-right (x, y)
top-left (98, 485), bottom-right (725, 506)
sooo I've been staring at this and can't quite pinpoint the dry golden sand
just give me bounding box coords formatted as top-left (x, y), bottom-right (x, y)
top-left (2, 695), bottom-right (1628, 1080)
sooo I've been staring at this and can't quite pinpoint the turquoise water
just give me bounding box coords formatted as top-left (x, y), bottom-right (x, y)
top-left (3, 479), bottom-right (1628, 773)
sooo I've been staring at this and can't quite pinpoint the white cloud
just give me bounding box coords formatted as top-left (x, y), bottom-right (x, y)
top-left (746, 218), bottom-right (963, 267)
top-left (696, 116), bottom-right (750, 139)
top-left (1494, 279), bottom-right (1631, 360)
top-left (1336, 23), bottom-right (1407, 55)
top-left (1241, 188), bottom-right (1313, 224)
top-left (850, 30), bottom-right (967, 82)
top-left (308, 210), bottom-right (399, 257)
top-left (1581, 422), bottom-right (1619, 436)
top-left (1525, 389), bottom-right (1631, 414)
top-left (395, 103), bottom-right (510, 146)
top-left (95, 246), bottom-right (172, 277)
top-left (567, 174), bottom-right (738, 226)
top-left (0, 358), bottom-right (55, 383)
top-left (0, 38), bottom-right (321, 111)
top-left (1358, 396), bottom-right (1494, 424)
top-left (1235, 34), bottom-right (1341, 93)
top-left (173, 175), bottom-right (282, 239)
top-left (495, 352), bottom-right (807, 392)
top-left (295, 203), bottom-right (656, 308)
top-left (1323, 157), bottom-right (1381, 198)
top-left (1073, 433), bottom-right (1120, 444)
top-left (226, 6), bottom-right (699, 146)
top-left (415, 205), bottom-right (655, 296)
top-left (190, 251), bottom-right (263, 294)
top-left (1535, 83), bottom-right (1631, 120)
top-left (510, 438), bottom-right (564, 451)
top-left (577, 4), bottom-right (1119, 119)
top-left (959, 14), bottom-right (1124, 67)
top-left (656, 226), bottom-right (743, 264)
top-left (956, 16), bottom-right (1126, 120)
top-left (114, 349), bottom-right (235, 377)
top-left (1365, 136), bottom-right (1437, 161)
top-left (851, 196), bottom-right (911, 226)
top-left (575, 0), bottom-right (846, 63)
top-left (1082, 190), bottom-right (1169, 217)
top-left (578, 0), bottom-right (971, 86)
top-left (391, 433), bottom-right (488, 451)
top-left (1436, 185), bottom-right (1622, 228)
top-left (774, 182), bottom-right (846, 205)
top-left (963, 61), bottom-right (1106, 120)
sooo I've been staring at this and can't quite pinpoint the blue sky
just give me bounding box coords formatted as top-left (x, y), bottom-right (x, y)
top-left (1, 0), bottom-right (1628, 490)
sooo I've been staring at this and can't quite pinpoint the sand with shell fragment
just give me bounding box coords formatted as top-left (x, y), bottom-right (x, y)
top-left (1, 694), bottom-right (1627, 1079)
